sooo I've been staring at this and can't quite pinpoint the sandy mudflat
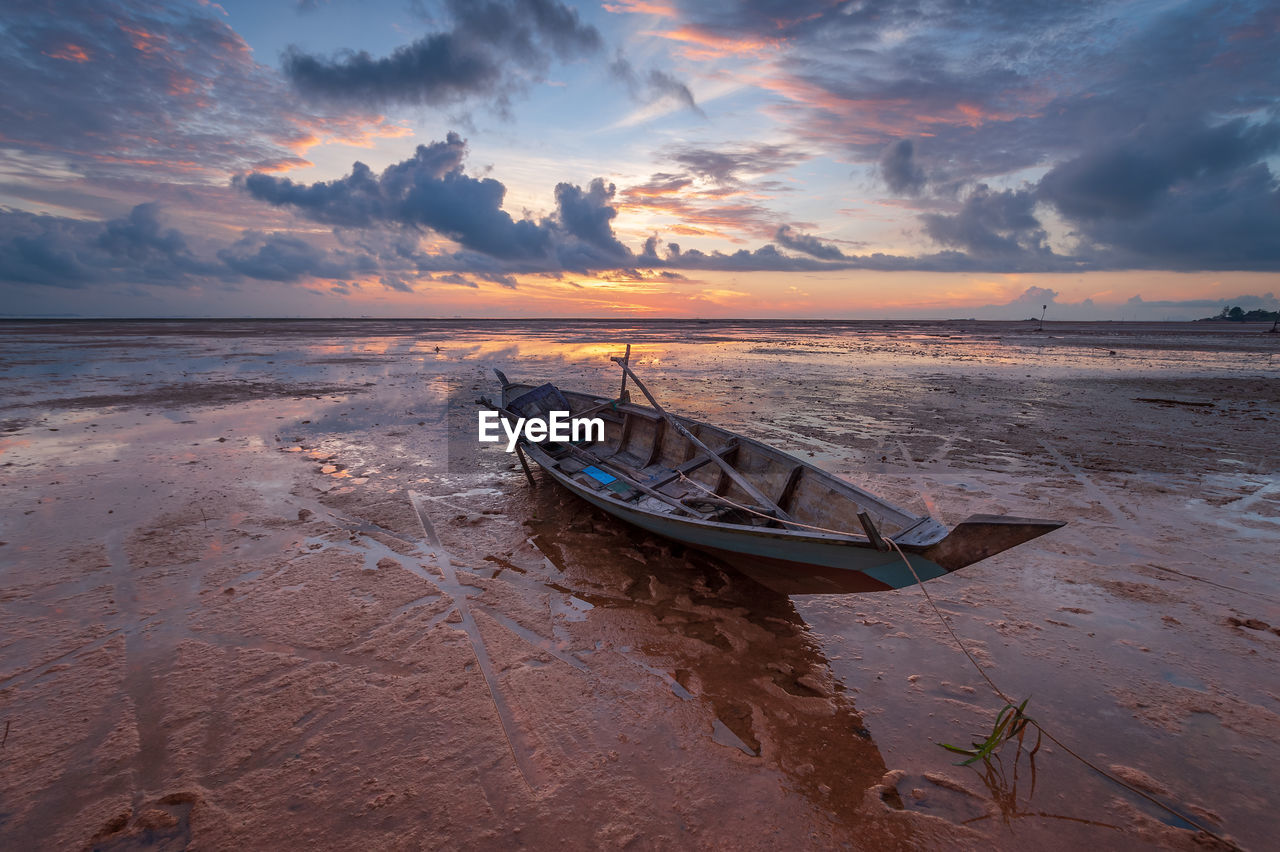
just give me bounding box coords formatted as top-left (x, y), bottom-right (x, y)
top-left (0, 319), bottom-right (1276, 850)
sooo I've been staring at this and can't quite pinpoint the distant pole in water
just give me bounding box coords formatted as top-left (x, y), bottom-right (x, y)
top-left (1038, 304), bottom-right (1047, 332)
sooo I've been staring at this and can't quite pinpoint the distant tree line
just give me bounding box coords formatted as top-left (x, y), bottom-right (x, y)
top-left (1197, 306), bottom-right (1280, 322)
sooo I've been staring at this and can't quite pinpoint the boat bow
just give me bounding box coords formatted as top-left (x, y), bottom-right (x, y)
top-left (918, 514), bottom-right (1066, 571)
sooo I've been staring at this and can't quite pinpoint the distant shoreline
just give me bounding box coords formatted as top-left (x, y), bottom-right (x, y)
top-left (2, 316), bottom-right (1276, 325)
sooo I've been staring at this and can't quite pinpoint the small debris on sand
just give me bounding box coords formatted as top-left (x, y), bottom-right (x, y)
top-left (1226, 616), bottom-right (1271, 631)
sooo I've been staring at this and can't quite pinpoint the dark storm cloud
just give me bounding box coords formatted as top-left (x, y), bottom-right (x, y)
top-left (879, 140), bottom-right (926, 196)
top-left (0, 204), bottom-right (386, 291)
top-left (281, 39), bottom-right (501, 107)
top-left (0, 212), bottom-right (104, 289)
top-left (1029, 116), bottom-right (1280, 270)
top-left (243, 160), bottom-right (390, 230)
top-left (849, 3), bottom-right (1280, 271)
top-left (217, 232), bottom-right (378, 282)
top-left (912, 117), bottom-right (1280, 272)
top-left (95, 203), bottom-right (192, 264)
top-left (1034, 118), bottom-right (1280, 259)
top-left (283, 0), bottom-right (600, 107)
top-left (241, 133), bottom-right (634, 272)
top-left (0, 195), bottom-right (1093, 293)
top-left (1037, 119), bottom-right (1280, 222)
top-left (914, 115), bottom-right (1280, 271)
top-left (236, 133), bottom-right (1054, 275)
top-left (1061, 161), bottom-right (1280, 271)
top-left (920, 185), bottom-right (1048, 258)
top-left (0, 204), bottom-right (217, 288)
top-left (0, 0), bottom-right (394, 181)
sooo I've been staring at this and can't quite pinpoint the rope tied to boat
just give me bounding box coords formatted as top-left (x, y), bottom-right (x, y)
top-left (673, 471), bottom-right (1237, 847)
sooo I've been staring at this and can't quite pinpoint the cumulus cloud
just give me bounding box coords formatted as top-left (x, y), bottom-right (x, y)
top-left (283, 0), bottom-right (600, 108)
top-left (554, 179), bottom-right (632, 261)
top-left (240, 132), bottom-right (634, 272)
top-left (242, 133), bottom-right (552, 260)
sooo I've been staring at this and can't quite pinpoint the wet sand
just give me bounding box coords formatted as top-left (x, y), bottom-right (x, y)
top-left (0, 319), bottom-right (1276, 850)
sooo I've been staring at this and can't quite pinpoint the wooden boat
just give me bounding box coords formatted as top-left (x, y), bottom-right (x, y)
top-left (485, 356), bottom-right (1063, 595)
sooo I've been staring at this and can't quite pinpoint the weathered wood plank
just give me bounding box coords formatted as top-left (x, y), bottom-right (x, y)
top-left (777, 465), bottom-right (805, 513)
top-left (647, 439), bottom-right (739, 490)
top-left (643, 418), bottom-right (665, 467)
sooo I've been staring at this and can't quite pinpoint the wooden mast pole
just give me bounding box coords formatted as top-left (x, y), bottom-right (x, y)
top-left (618, 344), bottom-right (631, 403)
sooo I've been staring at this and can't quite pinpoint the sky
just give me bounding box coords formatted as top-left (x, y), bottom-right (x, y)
top-left (1, 0), bottom-right (1278, 319)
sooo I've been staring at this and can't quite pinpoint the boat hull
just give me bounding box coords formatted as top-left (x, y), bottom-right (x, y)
top-left (498, 377), bottom-right (1063, 595)
top-left (530, 443), bottom-right (950, 594)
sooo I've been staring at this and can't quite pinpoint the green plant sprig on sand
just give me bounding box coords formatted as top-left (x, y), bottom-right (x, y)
top-left (940, 697), bottom-right (1041, 765)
